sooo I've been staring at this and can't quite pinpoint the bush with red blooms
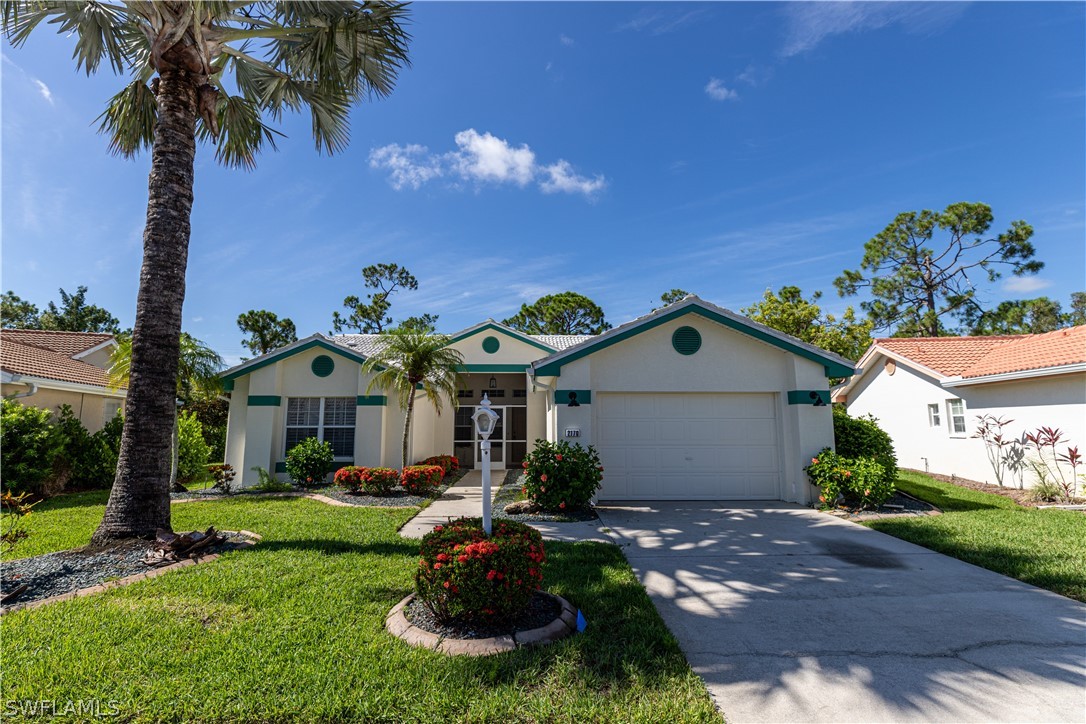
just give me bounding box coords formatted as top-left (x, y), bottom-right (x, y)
top-left (333, 466), bottom-right (364, 492)
top-left (415, 517), bottom-right (545, 623)
top-left (417, 454), bottom-right (460, 476)
top-left (401, 464), bottom-right (444, 494)
top-left (360, 467), bottom-right (401, 495)
top-left (521, 440), bottom-right (603, 512)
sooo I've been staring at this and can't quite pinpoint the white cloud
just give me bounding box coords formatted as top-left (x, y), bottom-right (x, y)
top-left (369, 129), bottom-right (606, 199)
top-left (737, 64), bottom-right (773, 87)
top-left (33, 79), bottom-right (53, 105)
top-left (559, 33), bottom-right (574, 46)
top-left (617, 8), bottom-right (707, 35)
top-left (1002, 277), bottom-right (1053, 294)
top-left (705, 78), bottom-right (738, 102)
top-left (780, 3), bottom-right (967, 57)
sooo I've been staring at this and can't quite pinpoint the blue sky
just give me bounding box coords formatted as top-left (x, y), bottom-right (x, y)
top-left (3, 2), bottom-right (1083, 364)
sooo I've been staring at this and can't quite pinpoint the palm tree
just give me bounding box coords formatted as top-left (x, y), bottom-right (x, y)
top-left (362, 332), bottom-right (465, 469)
top-left (3, 2), bottom-right (411, 544)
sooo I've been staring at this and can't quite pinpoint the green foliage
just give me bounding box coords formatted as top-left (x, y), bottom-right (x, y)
top-left (1027, 479), bottom-right (1065, 503)
top-left (416, 517), bottom-right (545, 623)
top-left (393, 314), bottom-right (439, 334)
top-left (237, 309), bottom-right (297, 357)
top-left (1070, 292), bottom-right (1086, 327)
top-left (655, 289), bottom-right (691, 311)
top-left (401, 465), bottom-right (444, 494)
top-left (742, 285), bottom-right (873, 362)
top-left (110, 332), bottom-right (224, 400)
top-left (38, 286), bottom-right (120, 333)
top-left (177, 411), bottom-right (210, 484)
top-left (805, 448), bottom-right (892, 509)
top-left (522, 440), bottom-right (604, 511)
top-left (285, 438), bottom-right (335, 488)
top-left (833, 406), bottom-right (898, 482)
top-left (0, 400), bottom-right (65, 495)
top-left (332, 263), bottom-right (422, 334)
top-left (964, 296), bottom-right (1073, 335)
top-left (503, 291), bottom-right (612, 335)
top-left (248, 467), bottom-right (294, 493)
top-left (185, 396), bottom-right (228, 462)
top-left (834, 202), bottom-right (1041, 336)
top-left (1, 291), bottom-right (40, 328)
top-left (54, 406), bottom-right (114, 490)
top-left (1, 490), bottom-right (38, 552)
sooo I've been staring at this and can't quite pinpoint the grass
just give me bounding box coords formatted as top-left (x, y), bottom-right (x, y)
top-left (1, 491), bottom-right (718, 722)
top-left (864, 470), bottom-right (1086, 602)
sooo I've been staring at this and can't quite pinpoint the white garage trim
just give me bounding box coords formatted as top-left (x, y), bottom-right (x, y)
top-left (594, 392), bottom-right (783, 500)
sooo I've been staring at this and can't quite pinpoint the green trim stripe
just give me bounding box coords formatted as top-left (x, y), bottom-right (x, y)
top-left (223, 379), bottom-right (235, 392)
top-left (356, 395), bottom-right (387, 406)
top-left (462, 364), bottom-right (530, 373)
top-left (448, 323), bottom-right (557, 354)
top-left (248, 395), bottom-right (282, 406)
top-left (555, 389), bottom-right (591, 405)
top-left (533, 307), bottom-right (855, 379)
top-left (222, 338), bottom-right (369, 382)
top-left (787, 390), bottom-right (830, 405)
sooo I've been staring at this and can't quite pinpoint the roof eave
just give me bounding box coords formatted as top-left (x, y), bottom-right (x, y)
top-left (941, 362), bottom-right (1086, 388)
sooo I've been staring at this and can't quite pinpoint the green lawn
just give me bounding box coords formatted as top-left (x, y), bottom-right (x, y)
top-left (2, 492), bottom-right (718, 722)
top-left (864, 471), bottom-right (1086, 602)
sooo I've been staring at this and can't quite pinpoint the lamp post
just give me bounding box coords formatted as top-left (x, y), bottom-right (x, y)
top-left (471, 394), bottom-right (500, 535)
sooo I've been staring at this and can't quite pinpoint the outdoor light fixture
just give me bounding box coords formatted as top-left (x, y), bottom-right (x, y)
top-left (567, 391), bottom-right (580, 407)
top-left (489, 376), bottom-right (498, 389)
top-left (809, 391), bottom-right (826, 407)
top-left (471, 395), bottom-right (501, 535)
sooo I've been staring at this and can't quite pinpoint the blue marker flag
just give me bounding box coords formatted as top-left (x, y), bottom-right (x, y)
top-left (576, 609), bottom-right (587, 632)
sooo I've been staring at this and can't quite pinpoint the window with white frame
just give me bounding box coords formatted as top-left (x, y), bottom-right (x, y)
top-left (927, 403), bottom-right (941, 427)
top-left (285, 397), bottom-right (355, 458)
top-left (946, 398), bottom-right (966, 436)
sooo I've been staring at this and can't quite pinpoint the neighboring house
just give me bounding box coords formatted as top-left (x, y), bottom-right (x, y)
top-left (833, 326), bottom-right (1086, 487)
top-left (0, 329), bottom-right (125, 433)
top-left (220, 296), bottom-right (854, 504)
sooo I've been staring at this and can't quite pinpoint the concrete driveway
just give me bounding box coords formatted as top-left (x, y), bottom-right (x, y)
top-left (596, 502), bottom-right (1086, 723)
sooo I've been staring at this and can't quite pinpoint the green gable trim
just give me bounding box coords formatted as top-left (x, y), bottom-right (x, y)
top-left (462, 364), bottom-right (530, 373)
top-left (356, 395), bottom-right (387, 406)
top-left (223, 379), bottom-right (235, 392)
top-left (222, 338), bottom-right (369, 383)
top-left (533, 307), bottom-right (855, 379)
top-left (248, 395), bottom-right (282, 406)
top-left (787, 390), bottom-right (830, 405)
top-left (448, 323), bottom-right (556, 354)
top-left (555, 389), bottom-right (591, 405)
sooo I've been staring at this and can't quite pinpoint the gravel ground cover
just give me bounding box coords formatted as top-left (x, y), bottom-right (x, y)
top-left (405, 589), bottom-right (561, 639)
top-left (828, 490), bottom-right (939, 520)
top-left (493, 471), bottom-right (599, 523)
top-left (1, 533), bottom-right (249, 607)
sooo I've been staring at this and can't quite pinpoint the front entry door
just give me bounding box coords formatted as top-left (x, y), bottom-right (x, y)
top-left (453, 405), bottom-right (505, 470)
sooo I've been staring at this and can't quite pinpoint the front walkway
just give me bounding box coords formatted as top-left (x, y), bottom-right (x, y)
top-left (399, 471), bottom-right (613, 543)
top-left (597, 501), bottom-right (1086, 723)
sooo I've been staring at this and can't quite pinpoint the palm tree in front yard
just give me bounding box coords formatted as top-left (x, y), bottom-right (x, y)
top-left (3, 2), bottom-right (411, 544)
top-left (363, 332), bottom-right (465, 470)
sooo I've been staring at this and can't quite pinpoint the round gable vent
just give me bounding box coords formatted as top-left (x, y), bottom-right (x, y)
top-left (672, 326), bottom-right (702, 355)
top-left (311, 354), bottom-right (335, 377)
top-left (482, 336), bottom-right (501, 354)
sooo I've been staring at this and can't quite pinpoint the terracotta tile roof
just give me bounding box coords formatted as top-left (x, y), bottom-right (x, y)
top-left (1, 329), bottom-right (113, 357)
top-left (960, 325), bottom-right (1086, 378)
top-left (875, 336), bottom-right (1023, 376)
top-left (1, 330), bottom-right (119, 389)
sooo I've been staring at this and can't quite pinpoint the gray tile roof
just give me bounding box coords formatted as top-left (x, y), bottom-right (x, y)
top-left (532, 334), bottom-right (595, 350)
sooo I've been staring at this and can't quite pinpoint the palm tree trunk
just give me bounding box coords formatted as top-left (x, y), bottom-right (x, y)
top-left (401, 390), bottom-right (415, 470)
top-left (92, 69), bottom-right (197, 545)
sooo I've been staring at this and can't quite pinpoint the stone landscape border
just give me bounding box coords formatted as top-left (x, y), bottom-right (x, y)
top-left (0, 531), bottom-right (262, 616)
top-left (385, 591), bottom-right (579, 656)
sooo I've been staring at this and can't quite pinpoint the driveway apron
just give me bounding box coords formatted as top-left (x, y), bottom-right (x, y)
top-left (597, 501), bottom-right (1086, 723)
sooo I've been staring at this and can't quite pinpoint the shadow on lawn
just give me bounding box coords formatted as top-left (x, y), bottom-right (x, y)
top-left (895, 478), bottom-right (1009, 512)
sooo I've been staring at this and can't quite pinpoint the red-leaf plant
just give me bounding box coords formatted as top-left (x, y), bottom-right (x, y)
top-left (972, 415), bottom-right (1027, 488)
top-left (1025, 427), bottom-right (1082, 502)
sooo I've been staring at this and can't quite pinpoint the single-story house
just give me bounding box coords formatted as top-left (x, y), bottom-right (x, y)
top-left (0, 329), bottom-right (125, 433)
top-left (220, 296), bottom-right (855, 504)
top-left (833, 326), bottom-right (1086, 487)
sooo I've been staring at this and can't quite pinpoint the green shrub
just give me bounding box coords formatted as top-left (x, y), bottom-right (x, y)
top-left (833, 406), bottom-right (898, 483)
top-left (54, 405), bottom-right (113, 490)
top-left (177, 411), bottom-right (211, 484)
top-left (249, 466), bottom-right (294, 492)
top-left (401, 465), bottom-right (444, 494)
top-left (285, 437), bottom-right (334, 488)
top-left (522, 440), bottom-right (603, 512)
top-left (96, 411), bottom-right (123, 482)
top-left (805, 447), bottom-right (893, 509)
top-left (1027, 479), bottom-right (1064, 503)
top-left (417, 454), bottom-right (460, 475)
top-left (415, 517), bottom-right (545, 623)
top-left (0, 400), bottom-right (65, 495)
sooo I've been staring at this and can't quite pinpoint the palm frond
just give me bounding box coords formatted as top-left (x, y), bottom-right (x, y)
top-left (195, 92), bottom-right (283, 169)
top-left (96, 78), bottom-right (157, 158)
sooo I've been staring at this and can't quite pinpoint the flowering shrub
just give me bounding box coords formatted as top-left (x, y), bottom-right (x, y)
top-left (284, 437), bottom-right (334, 488)
top-left (805, 448), bottom-right (892, 509)
top-left (401, 464), bottom-right (444, 494)
top-left (333, 466), bottom-right (365, 492)
top-left (415, 517), bottom-right (544, 623)
top-left (832, 406), bottom-right (898, 483)
top-left (417, 454), bottom-right (459, 476)
top-left (522, 440), bottom-right (603, 512)
top-left (361, 467), bottom-right (401, 495)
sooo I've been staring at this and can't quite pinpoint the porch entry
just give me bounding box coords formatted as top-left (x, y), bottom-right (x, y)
top-left (452, 373), bottom-right (529, 470)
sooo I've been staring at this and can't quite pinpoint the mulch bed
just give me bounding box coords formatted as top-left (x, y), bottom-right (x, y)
top-left (493, 472), bottom-right (599, 523)
top-left (902, 468), bottom-right (1085, 508)
top-left (1, 532), bottom-right (251, 609)
top-left (825, 490), bottom-right (940, 521)
top-left (404, 590), bottom-right (561, 640)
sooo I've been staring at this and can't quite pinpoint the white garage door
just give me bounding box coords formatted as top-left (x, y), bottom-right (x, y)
top-left (596, 393), bottom-right (781, 500)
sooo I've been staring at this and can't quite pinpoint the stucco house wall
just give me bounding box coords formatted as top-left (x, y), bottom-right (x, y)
top-left (0, 384), bottom-right (123, 434)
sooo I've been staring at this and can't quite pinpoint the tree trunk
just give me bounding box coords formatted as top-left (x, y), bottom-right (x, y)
top-left (401, 389), bottom-right (415, 470)
top-left (92, 69), bottom-right (197, 545)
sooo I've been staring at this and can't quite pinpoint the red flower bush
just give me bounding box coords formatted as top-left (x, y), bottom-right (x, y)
top-left (416, 517), bottom-right (545, 623)
top-left (417, 454), bottom-right (460, 476)
top-left (401, 464), bottom-right (444, 494)
top-left (333, 466), bottom-right (364, 492)
top-left (522, 440), bottom-right (603, 512)
top-left (359, 467), bottom-right (400, 495)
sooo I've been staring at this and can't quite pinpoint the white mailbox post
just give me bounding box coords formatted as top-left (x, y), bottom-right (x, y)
top-left (471, 394), bottom-right (500, 535)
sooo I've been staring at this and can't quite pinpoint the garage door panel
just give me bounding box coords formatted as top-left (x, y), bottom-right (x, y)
top-left (596, 392), bottom-right (780, 500)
